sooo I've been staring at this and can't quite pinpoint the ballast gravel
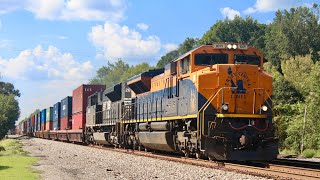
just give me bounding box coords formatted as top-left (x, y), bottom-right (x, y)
top-left (21, 137), bottom-right (271, 180)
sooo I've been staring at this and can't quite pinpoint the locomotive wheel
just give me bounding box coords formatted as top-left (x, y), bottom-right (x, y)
top-left (184, 150), bottom-right (191, 158)
top-left (196, 151), bottom-right (204, 159)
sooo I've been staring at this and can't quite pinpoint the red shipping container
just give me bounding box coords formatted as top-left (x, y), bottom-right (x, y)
top-left (41, 123), bottom-right (46, 131)
top-left (72, 84), bottom-right (105, 114)
top-left (31, 116), bottom-right (35, 127)
top-left (46, 121), bottom-right (53, 130)
top-left (61, 116), bottom-right (72, 130)
top-left (72, 112), bottom-right (86, 130)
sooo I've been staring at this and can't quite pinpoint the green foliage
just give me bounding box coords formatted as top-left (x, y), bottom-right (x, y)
top-left (0, 94), bottom-right (20, 140)
top-left (302, 149), bottom-right (317, 158)
top-left (0, 81), bottom-right (21, 97)
top-left (265, 5), bottom-right (320, 68)
top-left (280, 149), bottom-right (298, 155)
top-left (157, 50), bottom-right (179, 68)
top-left (157, 37), bottom-right (198, 68)
top-left (90, 59), bottom-right (154, 86)
top-left (199, 16), bottom-right (267, 51)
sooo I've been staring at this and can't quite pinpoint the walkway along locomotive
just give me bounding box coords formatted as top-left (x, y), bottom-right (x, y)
top-left (85, 43), bottom-right (278, 161)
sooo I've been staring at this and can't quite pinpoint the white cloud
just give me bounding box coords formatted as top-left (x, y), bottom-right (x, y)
top-left (0, 0), bottom-right (126, 21)
top-left (89, 22), bottom-right (162, 63)
top-left (0, 45), bottom-right (93, 80)
top-left (163, 43), bottom-right (178, 52)
top-left (137, 23), bottom-right (149, 31)
top-left (244, 0), bottom-right (296, 14)
top-left (0, 45), bottom-right (95, 120)
top-left (220, 7), bottom-right (240, 20)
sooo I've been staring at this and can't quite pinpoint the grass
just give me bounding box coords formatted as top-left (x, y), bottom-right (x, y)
top-left (0, 138), bottom-right (39, 180)
top-left (316, 150), bottom-right (320, 158)
top-left (280, 149), bottom-right (298, 156)
top-left (302, 149), bottom-right (317, 158)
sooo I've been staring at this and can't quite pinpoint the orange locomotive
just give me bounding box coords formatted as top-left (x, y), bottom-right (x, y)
top-left (119, 42), bottom-right (278, 160)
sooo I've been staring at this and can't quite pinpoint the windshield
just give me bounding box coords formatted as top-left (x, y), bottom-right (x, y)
top-left (194, 53), bottom-right (228, 66)
top-left (234, 55), bottom-right (261, 66)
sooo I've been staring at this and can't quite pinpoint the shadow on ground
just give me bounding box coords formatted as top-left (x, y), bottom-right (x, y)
top-left (0, 166), bottom-right (11, 171)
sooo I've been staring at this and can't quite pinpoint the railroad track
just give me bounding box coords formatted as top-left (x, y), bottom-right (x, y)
top-left (89, 144), bottom-right (320, 180)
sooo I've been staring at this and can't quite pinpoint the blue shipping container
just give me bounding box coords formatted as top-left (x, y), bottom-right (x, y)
top-left (61, 96), bottom-right (72, 118)
top-left (28, 118), bottom-right (31, 133)
top-left (53, 102), bottom-right (61, 130)
top-left (41, 109), bottom-right (47, 123)
top-left (37, 112), bottom-right (41, 130)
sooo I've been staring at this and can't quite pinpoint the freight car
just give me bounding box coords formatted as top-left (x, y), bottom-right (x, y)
top-left (21, 42), bottom-right (278, 161)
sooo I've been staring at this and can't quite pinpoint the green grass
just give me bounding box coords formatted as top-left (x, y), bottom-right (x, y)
top-left (302, 149), bottom-right (317, 158)
top-left (0, 139), bottom-right (39, 180)
top-left (280, 148), bottom-right (298, 155)
top-left (315, 150), bottom-right (320, 158)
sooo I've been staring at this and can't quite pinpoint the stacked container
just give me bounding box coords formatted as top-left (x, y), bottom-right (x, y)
top-left (34, 114), bottom-right (37, 131)
top-left (61, 96), bottom-right (72, 130)
top-left (37, 112), bottom-right (41, 131)
top-left (72, 84), bottom-right (105, 129)
top-left (41, 109), bottom-right (46, 130)
top-left (46, 107), bottom-right (53, 130)
top-left (53, 102), bottom-right (61, 130)
top-left (27, 118), bottom-right (31, 133)
top-left (31, 115), bottom-right (35, 132)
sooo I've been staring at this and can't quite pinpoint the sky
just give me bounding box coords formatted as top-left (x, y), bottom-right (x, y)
top-left (0, 0), bottom-right (317, 121)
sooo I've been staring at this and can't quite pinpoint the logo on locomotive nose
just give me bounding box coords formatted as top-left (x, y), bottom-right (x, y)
top-left (225, 67), bottom-right (251, 94)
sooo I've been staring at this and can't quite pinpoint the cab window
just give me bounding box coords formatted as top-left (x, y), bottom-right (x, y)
top-left (180, 55), bottom-right (190, 74)
top-left (194, 54), bottom-right (228, 66)
top-left (234, 55), bottom-right (261, 66)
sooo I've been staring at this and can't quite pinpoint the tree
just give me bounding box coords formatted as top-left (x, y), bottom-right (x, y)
top-left (156, 37), bottom-right (198, 68)
top-left (156, 50), bottom-right (179, 68)
top-left (0, 94), bottom-right (20, 139)
top-left (265, 4), bottom-right (320, 69)
top-left (90, 59), bottom-right (130, 87)
top-left (199, 16), bottom-right (267, 51)
top-left (0, 81), bottom-right (20, 97)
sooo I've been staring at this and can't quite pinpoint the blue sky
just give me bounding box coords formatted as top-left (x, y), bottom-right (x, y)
top-left (0, 0), bottom-right (317, 121)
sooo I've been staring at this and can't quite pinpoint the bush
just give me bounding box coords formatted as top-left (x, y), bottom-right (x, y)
top-left (315, 150), bottom-right (320, 158)
top-left (302, 149), bottom-right (316, 158)
top-left (0, 145), bottom-right (5, 151)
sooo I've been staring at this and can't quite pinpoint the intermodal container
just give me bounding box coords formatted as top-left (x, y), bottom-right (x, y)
top-left (60, 116), bottom-right (72, 130)
top-left (72, 85), bottom-right (105, 114)
top-left (72, 84), bottom-right (105, 129)
top-left (46, 107), bottom-right (53, 122)
top-left (27, 118), bottom-right (31, 133)
top-left (53, 102), bottom-right (61, 130)
top-left (34, 114), bottom-right (38, 131)
top-left (61, 96), bottom-right (72, 118)
top-left (37, 112), bottom-right (41, 131)
top-left (31, 115), bottom-right (35, 132)
top-left (45, 121), bottom-right (53, 130)
top-left (41, 109), bottom-right (47, 130)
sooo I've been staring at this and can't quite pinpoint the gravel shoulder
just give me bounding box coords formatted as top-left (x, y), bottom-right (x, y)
top-left (21, 137), bottom-right (271, 180)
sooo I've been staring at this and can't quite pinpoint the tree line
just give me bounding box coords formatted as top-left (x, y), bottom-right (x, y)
top-left (91, 4), bottom-right (320, 155)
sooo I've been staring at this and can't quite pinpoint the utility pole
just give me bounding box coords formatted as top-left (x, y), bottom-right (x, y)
top-left (300, 106), bottom-right (307, 155)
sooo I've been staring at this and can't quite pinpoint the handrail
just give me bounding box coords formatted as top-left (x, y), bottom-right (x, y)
top-left (197, 87), bottom-right (273, 138)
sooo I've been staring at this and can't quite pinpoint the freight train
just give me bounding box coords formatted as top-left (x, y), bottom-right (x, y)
top-left (18, 43), bottom-right (278, 161)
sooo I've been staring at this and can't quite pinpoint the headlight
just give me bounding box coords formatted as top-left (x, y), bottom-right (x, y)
top-left (227, 44), bottom-right (232, 49)
top-left (262, 105), bottom-right (268, 111)
top-left (222, 104), bottom-right (228, 111)
top-left (232, 44), bottom-right (237, 49)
